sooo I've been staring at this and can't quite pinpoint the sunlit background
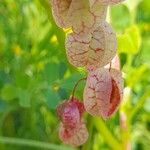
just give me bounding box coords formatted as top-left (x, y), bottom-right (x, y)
top-left (0, 0), bottom-right (150, 150)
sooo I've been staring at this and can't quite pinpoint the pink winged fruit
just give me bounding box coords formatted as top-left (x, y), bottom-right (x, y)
top-left (51, 0), bottom-right (107, 34)
top-left (84, 68), bottom-right (123, 118)
top-left (66, 21), bottom-right (117, 69)
top-left (57, 98), bottom-right (88, 146)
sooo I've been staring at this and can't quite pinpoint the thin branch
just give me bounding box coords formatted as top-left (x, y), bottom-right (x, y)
top-left (71, 77), bottom-right (87, 101)
top-left (81, 115), bottom-right (93, 150)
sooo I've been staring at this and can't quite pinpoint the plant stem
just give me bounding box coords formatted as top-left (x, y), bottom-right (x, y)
top-left (81, 115), bottom-right (93, 150)
top-left (129, 88), bottom-right (150, 122)
top-left (0, 136), bottom-right (74, 150)
top-left (120, 112), bottom-right (131, 150)
top-left (93, 117), bottom-right (122, 150)
top-left (71, 77), bottom-right (87, 101)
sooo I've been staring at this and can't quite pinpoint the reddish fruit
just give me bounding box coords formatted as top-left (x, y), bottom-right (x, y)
top-left (57, 98), bottom-right (88, 146)
top-left (89, 0), bottom-right (125, 7)
top-left (57, 98), bottom-right (84, 129)
top-left (59, 120), bottom-right (89, 147)
top-left (105, 55), bottom-right (120, 70)
top-left (84, 68), bottom-right (123, 118)
top-left (66, 21), bottom-right (117, 69)
top-left (51, 0), bottom-right (107, 33)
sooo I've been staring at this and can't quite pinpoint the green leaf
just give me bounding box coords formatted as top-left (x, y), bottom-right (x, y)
top-left (43, 63), bottom-right (59, 84)
top-left (14, 72), bottom-right (30, 89)
top-left (58, 88), bottom-right (68, 100)
top-left (18, 88), bottom-right (31, 108)
top-left (110, 4), bottom-right (130, 31)
top-left (44, 88), bottom-right (61, 109)
top-left (144, 97), bottom-right (150, 112)
top-left (59, 62), bottom-right (67, 79)
top-left (141, 38), bottom-right (150, 64)
top-left (0, 101), bottom-right (7, 113)
top-left (0, 71), bottom-right (9, 89)
top-left (119, 53), bottom-right (127, 68)
top-left (1, 84), bottom-right (17, 101)
top-left (136, 0), bottom-right (150, 23)
top-left (126, 64), bottom-right (148, 88)
top-left (117, 25), bottom-right (142, 55)
top-left (60, 73), bottom-right (86, 99)
top-left (61, 73), bottom-right (84, 92)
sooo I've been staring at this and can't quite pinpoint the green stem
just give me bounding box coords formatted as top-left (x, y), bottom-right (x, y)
top-left (93, 118), bottom-right (122, 150)
top-left (0, 136), bottom-right (74, 150)
top-left (71, 77), bottom-right (87, 101)
top-left (129, 88), bottom-right (150, 122)
top-left (120, 112), bottom-right (131, 150)
top-left (82, 116), bottom-right (93, 150)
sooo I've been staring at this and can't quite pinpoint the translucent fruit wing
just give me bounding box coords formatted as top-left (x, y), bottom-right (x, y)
top-left (59, 120), bottom-right (89, 147)
top-left (110, 68), bottom-right (124, 99)
top-left (56, 100), bottom-right (80, 128)
top-left (83, 68), bottom-right (112, 117)
top-left (89, 0), bottom-right (125, 6)
top-left (84, 68), bottom-right (123, 118)
top-left (52, 0), bottom-right (107, 33)
top-left (68, 0), bottom-right (107, 34)
top-left (66, 21), bottom-right (117, 69)
top-left (100, 0), bottom-right (125, 5)
top-left (107, 78), bottom-right (120, 116)
top-left (51, 0), bottom-right (72, 28)
top-left (105, 55), bottom-right (121, 70)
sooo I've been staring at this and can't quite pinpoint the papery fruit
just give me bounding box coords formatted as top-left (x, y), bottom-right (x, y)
top-left (51, 0), bottom-right (71, 28)
top-left (83, 68), bottom-right (112, 117)
top-left (59, 120), bottom-right (88, 147)
top-left (57, 98), bottom-right (88, 146)
top-left (83, 68), bottom-right (123, 118)
top-left (56, 98), bottom-right (84, 128)
top-left (51, 0), bottom-right (107, 34)
top-left (105, 55), bottom-right (120, 70)
top-left (110, 68), bottom-right (123, 99)
top-left (100, 0), bottom-right (125, 5)
top-left (89, 0), bottom-right (125, 7)
top-left (66, 21), bottom-right (117, 69)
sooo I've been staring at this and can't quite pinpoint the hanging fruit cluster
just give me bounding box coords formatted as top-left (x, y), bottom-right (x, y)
top-left (50, 0), bottom-right (125, 146)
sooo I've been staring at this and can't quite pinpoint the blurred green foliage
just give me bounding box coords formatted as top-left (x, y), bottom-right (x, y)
top-left (0, 0), bottom-right (150, 150)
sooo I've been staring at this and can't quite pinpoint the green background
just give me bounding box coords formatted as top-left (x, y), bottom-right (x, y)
top-left (0, 0), bottom-right (150, 149)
